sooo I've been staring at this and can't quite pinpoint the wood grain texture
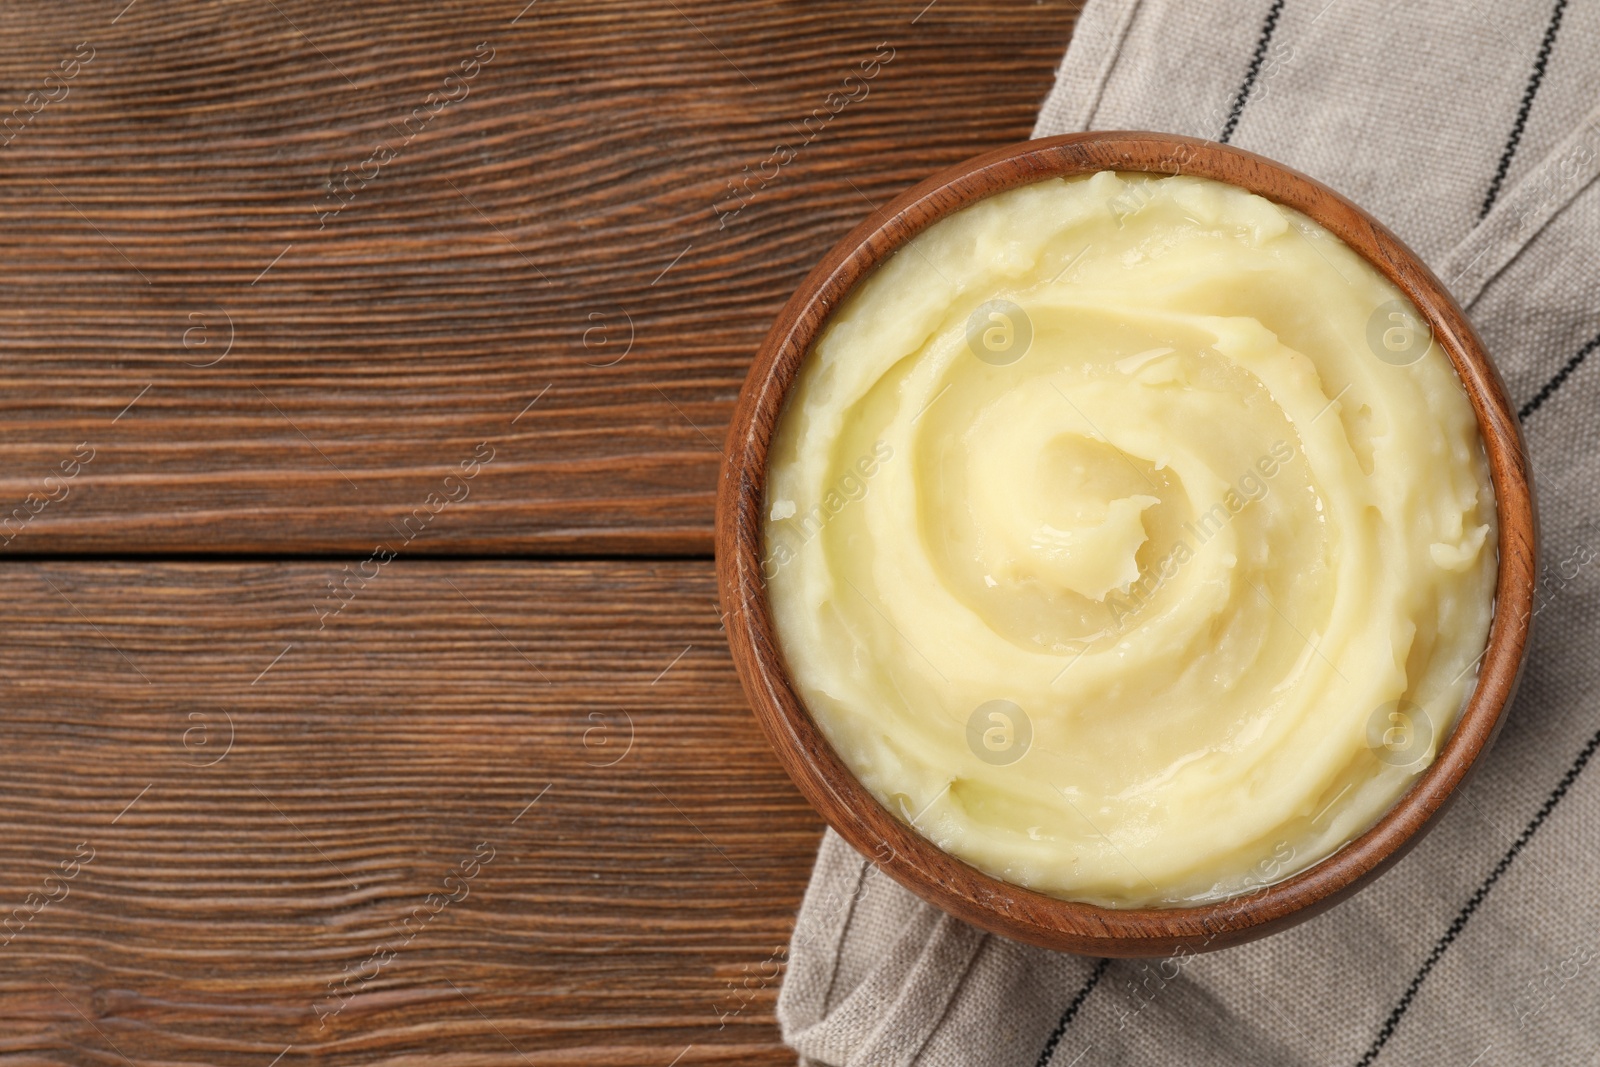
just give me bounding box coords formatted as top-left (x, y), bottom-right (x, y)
top-left (0, 560), bottom-right (823, 1063)
top-left (0, 0), bottom-right (1081, 555)
top-left (718, 132), bottom-right (1538, 957)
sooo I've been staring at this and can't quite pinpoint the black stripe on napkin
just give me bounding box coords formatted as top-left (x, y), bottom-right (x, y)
top-left (1521, 328), bottom-right (1600, 421)
top-left (1036, 958), bottom-right (1111, 1067)
top-left (1219, 0), bottom-right (1286, 145)
top-left (1480, 0), bottom-right (1569, 219)
top-left (1355, 723), bottom-right (1600, 1065)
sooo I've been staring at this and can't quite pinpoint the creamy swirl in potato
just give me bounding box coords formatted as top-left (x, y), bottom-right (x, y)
top-left (764, 172), bottom-right (1497, 907)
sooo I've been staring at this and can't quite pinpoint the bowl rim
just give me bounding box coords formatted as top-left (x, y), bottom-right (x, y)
top-left (715, 131), bottom-right (1537, 957)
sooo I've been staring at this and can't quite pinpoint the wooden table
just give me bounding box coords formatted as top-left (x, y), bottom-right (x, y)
top-left (0, 1), bottom-right (1079, 1060)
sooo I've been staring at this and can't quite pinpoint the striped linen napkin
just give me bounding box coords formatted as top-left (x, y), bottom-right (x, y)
top-left (777, 1), bottom-right (1600, 1063)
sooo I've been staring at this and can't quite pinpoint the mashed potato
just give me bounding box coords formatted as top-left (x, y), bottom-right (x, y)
top-left (764, 172), bottom-right (1497, 907)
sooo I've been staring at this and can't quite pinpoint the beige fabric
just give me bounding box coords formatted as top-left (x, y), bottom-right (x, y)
top-left (778, 1), bottom-right (1600, 1063)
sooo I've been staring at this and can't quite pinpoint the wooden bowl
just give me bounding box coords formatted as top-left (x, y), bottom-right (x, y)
top-left (715, 131), bottom-right (1537, 957)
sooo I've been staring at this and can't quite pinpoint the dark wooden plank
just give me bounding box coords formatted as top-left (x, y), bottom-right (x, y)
top-left (0, 560), bottom-right (823, 1062)
top-left (0, 0), bottom-right (1080, 554)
